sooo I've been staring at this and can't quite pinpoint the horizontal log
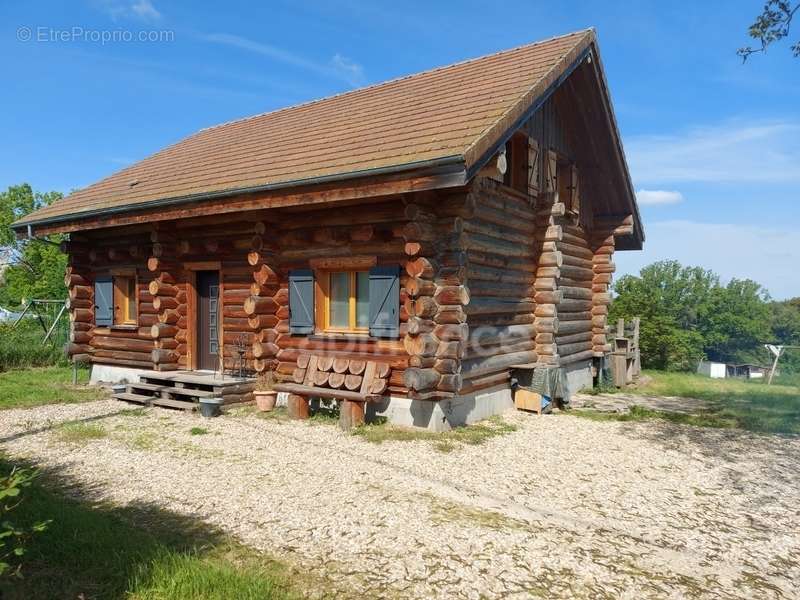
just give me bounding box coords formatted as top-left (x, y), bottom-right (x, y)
top-left (559, 349), bottom-right (595, 365)
top-left (434, 305), bottom-right (466, 324)
top-left (403, 333), bottom-right (439, 357)
top-left (406, 277), bottom-right (436, 298)
top-left (148, 280), bottom-right (178, 297)
top-left (152, 348), bottom-right (179, 364)
top-left (403, 368), bottom-right (440, 392)
top-left (150, 323), bottom-right (178, 339)
top-left (461, 350), bottom-right (538, 379)
top-left (465, 298), bottom-right (535, 316)
top-left (405, 296), bottom-right (438, 319)
top-left (561, 286), bottom-right (593, 300)
top-left (559, 298), bottom-right (593, 313)
top-left (533, 290), bottom-right (563, 305)
top-left (244, 295), bottom-right (278, 316)
top-left (434, 285), bottom-right (469, 306)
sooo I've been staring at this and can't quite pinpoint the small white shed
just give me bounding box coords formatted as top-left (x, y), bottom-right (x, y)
top-left (697, 361), bottom-right (726, 379)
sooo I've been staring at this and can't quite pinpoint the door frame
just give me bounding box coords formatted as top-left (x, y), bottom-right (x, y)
top-left (184, 261), bottom-right (223, 371)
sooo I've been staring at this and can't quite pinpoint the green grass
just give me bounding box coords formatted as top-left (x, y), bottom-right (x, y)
top-left (0, 321), bottom-right (70, 372)
top-left (353, 415), bottom-right (518, 453)
top-left (56, 422), bottom-right (108, 444)
top-left (0, 366), bottom-right (106, 410)
top-left (578, 370), bottom-right (800, 435)
top-left (0, 457), bottom-right (303, 600)
top-left (189, 427), bottom-right (208, 435)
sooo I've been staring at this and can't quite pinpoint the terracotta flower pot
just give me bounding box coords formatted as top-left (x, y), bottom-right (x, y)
top-left (254, 390), bottom-right (277, 412)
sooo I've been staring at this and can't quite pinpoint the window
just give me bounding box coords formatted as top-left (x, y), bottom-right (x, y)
top-left (112, 275), bottom-right (137, 325)
top-left (557, 162), bottom-right (580, 216)
top-left (502, 133), bottom-right (529, 194)
top-left (320, 271), bottom-right (369, 332)
top-left (288, 266), bottom-right (400, 338)
top-left (95, 273), bottom-right (138, 327)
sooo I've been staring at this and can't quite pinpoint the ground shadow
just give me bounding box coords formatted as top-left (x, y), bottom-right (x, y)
top-left (0, 455), bottom-right (230, 600)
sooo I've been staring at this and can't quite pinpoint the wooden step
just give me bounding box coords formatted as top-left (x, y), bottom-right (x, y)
top-left (165, 387), bottom-right (216, 399)
top-left (128, 382), bottom-right (166, 394)
top-left (150, 397), bottom-right (196, 411)
top-left (114, 392), bottom-right (154, 406)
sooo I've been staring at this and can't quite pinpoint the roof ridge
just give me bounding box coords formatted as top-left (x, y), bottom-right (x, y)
top-left (196, 28), bottom-right (595, 135)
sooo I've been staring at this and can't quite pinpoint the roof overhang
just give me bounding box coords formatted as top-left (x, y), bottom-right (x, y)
top-left (14, 157), bottom-right (468, 237)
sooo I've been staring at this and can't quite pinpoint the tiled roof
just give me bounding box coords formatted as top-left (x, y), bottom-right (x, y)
top-left (16, 29), bottom-right (594, 227)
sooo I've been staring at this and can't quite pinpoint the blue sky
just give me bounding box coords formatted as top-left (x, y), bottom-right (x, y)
top-left (1, 1), bottom-right (798, 298)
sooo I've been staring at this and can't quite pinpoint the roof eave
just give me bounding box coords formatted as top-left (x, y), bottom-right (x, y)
top-left (13, 155), bottom-right (467, 236)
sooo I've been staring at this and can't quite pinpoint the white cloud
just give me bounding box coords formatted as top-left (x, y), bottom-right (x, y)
top-left (95, 0), bottom-right (161, 22)
top-left (330, 53), bottom-right (365, 87)
top-left (202, 33), bottom-right (365, 87)
top-left (130, 0), bottom-right (160, 21)
top-left (636, 189), bottom-right (684, 205)
top-left (615, 220), bottom-right (800, 300)
top-left (626, 120), bottom-right (800, 185)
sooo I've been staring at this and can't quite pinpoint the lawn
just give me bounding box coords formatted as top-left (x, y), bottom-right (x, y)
top-left (0, 366), bottom-right (106, 410)
top-left (579, 370), bottom-right (800, 435)
top-left (0, 457), bottom-right (303, 600)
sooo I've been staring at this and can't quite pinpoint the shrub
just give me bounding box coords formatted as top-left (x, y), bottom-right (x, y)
top-left (0, 467), bottom-right (50, 578)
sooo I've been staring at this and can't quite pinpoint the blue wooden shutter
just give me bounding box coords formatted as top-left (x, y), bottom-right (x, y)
top-left (289, 270), bottom-right (314, 334)
top-left (94, 276), bottom-right (113, 326)
top-left (369, 265), bottom-right (399, 338)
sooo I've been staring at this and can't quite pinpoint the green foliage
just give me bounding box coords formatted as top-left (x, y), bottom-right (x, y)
top-left (739, 0), bottom-right (799, 61)
top-left (611, 261), bottom-right (772, 371)
top-left (0, 183), bottom-right (66, 308)
top-left (189, 427), bottom-right (208, 435)
top-left (769, 298), bottom-right (800, 372)
top-left (0, 467), bottom-right (49, 578)
top-left (0, 321), bottom-right (69, 372)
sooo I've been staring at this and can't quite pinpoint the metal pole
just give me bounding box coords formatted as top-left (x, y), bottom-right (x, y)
top-left (767, 347), bottom-right (783, 385)
top-left (43, 303), bottom-right (67, 344)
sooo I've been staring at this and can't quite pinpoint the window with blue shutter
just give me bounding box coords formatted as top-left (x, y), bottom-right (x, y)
top-left (368, 265), bottom-right (400, 338)
top-left (289, 269), bottom-right (314, 334)
top-left (94, 276), bottom-right (113, 326)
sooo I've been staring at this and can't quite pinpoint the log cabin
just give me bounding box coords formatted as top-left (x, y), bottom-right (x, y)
top-left (13, 29), bottom-right (643, 429)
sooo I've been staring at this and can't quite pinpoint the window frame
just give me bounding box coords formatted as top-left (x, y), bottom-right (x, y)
top-left (103, 269), bottom-right (138, 328)
top-left (317, 270), bottom-right (370, 334)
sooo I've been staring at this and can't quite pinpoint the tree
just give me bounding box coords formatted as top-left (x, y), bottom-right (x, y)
top-left (0, 184), bottom-right (66, 307)
top-left (739, 1), bottom-right (799, 61)
top-left (698, 279), bottom-right (771, 363)
top-left (610, 261), bottom-right (775, 371)
top-left (610, 261), bottom-right (714, 370)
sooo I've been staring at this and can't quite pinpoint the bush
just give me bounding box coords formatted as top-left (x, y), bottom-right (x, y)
top-left (0, 321), bottom-right (68, 372)
top-left (0, 466), bottom-right (50, 578)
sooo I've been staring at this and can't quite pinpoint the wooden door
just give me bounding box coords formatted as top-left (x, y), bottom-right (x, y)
top-left (196, 271), bottom-right (220, 371)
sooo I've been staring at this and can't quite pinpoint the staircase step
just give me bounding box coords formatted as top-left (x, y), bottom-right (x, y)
top-left (114, 392), bottom-right (154, 406)
top-left (150, 397), bottom-right (197, 411)
top-left (166, 387), bottom-right (216, 399)
top-left (128, 382), bottom-right (166, 394)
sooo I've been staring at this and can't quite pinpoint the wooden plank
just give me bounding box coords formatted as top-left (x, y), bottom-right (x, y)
top-left (302, 355), bottom-right (319, 385)
top-left (360, 361), bottom-right (377, 395)
top-left (275, 383), bottom-right (369, 402)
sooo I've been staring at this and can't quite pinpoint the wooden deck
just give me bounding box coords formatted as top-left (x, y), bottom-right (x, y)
top-left (113, 371), bottom-right (255, 411)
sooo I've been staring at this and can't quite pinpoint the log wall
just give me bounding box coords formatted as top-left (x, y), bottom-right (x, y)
top-left (62, 93), bottom-right (623, 401)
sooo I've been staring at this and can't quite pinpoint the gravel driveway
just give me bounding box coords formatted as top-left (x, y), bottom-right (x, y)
top-left (1, 399), bottom-right (798, 599)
